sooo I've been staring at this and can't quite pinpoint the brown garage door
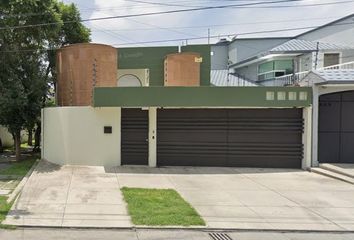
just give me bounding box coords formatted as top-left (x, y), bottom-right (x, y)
top-left (319, 91), bottom-right (354, 163)
top-left (157, 109), bottom-right (303, 168)
top-left (121, 109), bottom-right (148, 165)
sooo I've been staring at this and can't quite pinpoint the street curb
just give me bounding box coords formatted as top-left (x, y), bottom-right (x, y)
top-left (6, 159), bottom-right (39, 204)
top-left (7, 226), bottom-right (354, 233)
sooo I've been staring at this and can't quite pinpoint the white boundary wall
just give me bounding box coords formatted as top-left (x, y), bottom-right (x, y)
top-left (42, 106), bottom-right (121, 166)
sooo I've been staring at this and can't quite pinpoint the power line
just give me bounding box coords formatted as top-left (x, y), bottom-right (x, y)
top-left (0, 0), bottom-right (323, 30)
top-left (111, 22), bottom-right (354, 46)
top-left (89, 16), bottom-right (343, 32)
top-left (2, 21), bottom-right (354, 53)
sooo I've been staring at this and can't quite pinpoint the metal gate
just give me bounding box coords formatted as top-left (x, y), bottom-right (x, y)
top-left (319, 91), bottom-right (354, 163)
top-left (121, 109), bottom-right (148, 165)
top-left (157, 108), bottom-right (303, 168)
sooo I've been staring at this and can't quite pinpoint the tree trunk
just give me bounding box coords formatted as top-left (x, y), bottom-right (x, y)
top-left (14, 130), bottom-right (21, 161)
top-left (27, 128), bottom-right (33, 146)
top-left (0, 137), bottom-right (3, 153)
top-left (34, 124), bottom-right (41, 152)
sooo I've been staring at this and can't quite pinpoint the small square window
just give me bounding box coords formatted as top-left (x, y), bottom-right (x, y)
top-left (299, 91), bottom-right (308, 101)
top-left (288, 92), bottom-right (297, 101)
top-left (266, 91), bottom-right (275, 100)
top-left (277, 91), bottom-right (286, 101)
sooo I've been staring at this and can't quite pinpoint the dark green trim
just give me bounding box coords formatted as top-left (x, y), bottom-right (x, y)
top-left (93, 87), bottom-right (312, 107)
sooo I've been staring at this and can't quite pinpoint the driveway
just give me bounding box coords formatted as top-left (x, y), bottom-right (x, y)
top-left (5, 161), bottom-right (354, 231)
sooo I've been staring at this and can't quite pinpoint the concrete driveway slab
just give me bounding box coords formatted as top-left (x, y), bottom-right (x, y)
top-left (117, 174), bottom-right (175, 188)
top-left (5, 160), bottom-right (354, 231)
top-left (4, 161), bottom-right (132, 228)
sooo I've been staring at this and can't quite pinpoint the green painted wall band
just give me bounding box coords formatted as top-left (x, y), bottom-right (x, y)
top-left (93, 86), bottom-right (312, 107)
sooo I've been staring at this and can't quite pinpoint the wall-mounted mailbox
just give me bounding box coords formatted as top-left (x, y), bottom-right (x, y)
top-left (104, 126), bottom-right (112, 134)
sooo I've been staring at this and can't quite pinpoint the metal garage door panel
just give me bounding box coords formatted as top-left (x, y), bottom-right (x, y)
top-left (341, 102), bottom-right (354, 132)
top-left (318, 132), bottom-right (340, 163)
top-left (340, 133), bottom-right (354, 163)
top-left (342, 91), bottom-right (354, 101)
top-left (121, 109), bottom-right (148, 165)
top-left (157, 109), bottom-right (228, 166)
top-left (319, 101), bottom-right (341, 132)
top-left (319, 91), bottom-right (354, 164)
top-left (158, 108), bottom-right (303, 168)
top-left (227, 109), bottom-right (302, 168)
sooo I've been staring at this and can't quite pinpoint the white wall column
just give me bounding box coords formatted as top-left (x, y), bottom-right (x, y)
top-left (148, 107), bottom-right (157, 167)
top-left (117, 107), bottom-right (122, 166)
top-left (302, 106), bottom-right (312, 170)
top-left (312, 88), bottom-right (319, 167)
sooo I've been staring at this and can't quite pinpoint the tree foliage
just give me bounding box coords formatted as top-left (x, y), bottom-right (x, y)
top-left (0, 0), bottom-right (90, 159)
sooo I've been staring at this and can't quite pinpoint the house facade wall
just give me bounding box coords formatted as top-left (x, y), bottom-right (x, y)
top-left (297, 15), bottom-right (354, 46)
top-left (0, 126), bottom-right (29, 148)
top-left (42, 107), bottom-right (121, 166)
top-left (228, 38), bottom-right (290, 64)
top-left (211, 45), bottom-right (228, 70)
top-left (234, 63), bottom-right (259, 81)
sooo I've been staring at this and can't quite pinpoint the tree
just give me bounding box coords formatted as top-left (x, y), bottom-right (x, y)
top-left (0, 0), bottom-right (90, 160)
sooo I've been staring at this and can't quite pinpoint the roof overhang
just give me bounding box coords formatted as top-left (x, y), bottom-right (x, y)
top-left (315, 81), bottom-right (354, 86)
top-left (230, 53), bottom-right (301, 69)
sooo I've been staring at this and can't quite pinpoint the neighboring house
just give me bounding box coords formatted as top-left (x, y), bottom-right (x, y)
top-left (208, 14), bottom-right (354, 167)
top-left (211, 13), bottom-right (354, 86)
top-left (0, 126), bottom-right (28, 148)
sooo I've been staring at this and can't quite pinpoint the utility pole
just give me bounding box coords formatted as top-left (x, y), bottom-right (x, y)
top-left (314, 41), bottom-right (319, 70)
top-left (207, 28), bottom-right (210, 45)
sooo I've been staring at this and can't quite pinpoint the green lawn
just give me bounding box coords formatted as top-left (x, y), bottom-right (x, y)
top-left (121, 187), bottom-right (205, 226)
top-left (0, 196), bottom-right (13, 228)
top-left (0, 158), bottom-right (37, 176)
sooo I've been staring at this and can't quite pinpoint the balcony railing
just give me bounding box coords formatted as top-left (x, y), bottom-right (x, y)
top-left (272, 61), bottom-right (354, 86)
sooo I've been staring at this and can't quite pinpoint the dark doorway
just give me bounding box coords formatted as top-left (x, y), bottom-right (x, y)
top-left (319, 91), bottom-right (354, 163)
top-left (121, 108), bottom-right (148, 165)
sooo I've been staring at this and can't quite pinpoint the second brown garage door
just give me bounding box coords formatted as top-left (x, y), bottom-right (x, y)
top-left (157, 109), bottom-right (303, 168)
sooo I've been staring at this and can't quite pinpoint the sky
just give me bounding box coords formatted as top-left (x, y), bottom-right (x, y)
top-left (63, 0), bottom-right (354, 47)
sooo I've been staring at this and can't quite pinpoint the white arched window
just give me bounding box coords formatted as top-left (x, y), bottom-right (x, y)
top-left (117, 74), bottom-right (142, 87)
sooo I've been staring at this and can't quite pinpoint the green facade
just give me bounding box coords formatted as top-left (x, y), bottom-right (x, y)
top-left (93, 86), bottom-right (312, 108)
top-left (117, 45), bottom-right (211, 86)
top-left (118, 46), bottom-right (178, 86)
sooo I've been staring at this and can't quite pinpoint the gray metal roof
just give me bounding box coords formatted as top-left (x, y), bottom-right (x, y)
top-left (210, 70), bottom-right (258, 86)
top-left (312, 69), bottom-right (354, 84)
top-left (270, 39), bottom-right (354, 52)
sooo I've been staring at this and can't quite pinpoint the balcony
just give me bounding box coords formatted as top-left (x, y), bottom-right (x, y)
top-left (270, 61), bottom-right (354, 86)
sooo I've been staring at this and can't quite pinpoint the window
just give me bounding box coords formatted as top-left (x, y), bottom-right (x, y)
top-left (299, 92), bottom-right (308, 101)
top-left (258, 60), bottom-right (294, 81)
top-left (288, 92), bottom-right (297, 100)
top-left (277, 92), bottom-right (286, 101)
top-left (323, 53), bottom-right (340, 67)
top-left (266, 91), bottom-right (275, 100)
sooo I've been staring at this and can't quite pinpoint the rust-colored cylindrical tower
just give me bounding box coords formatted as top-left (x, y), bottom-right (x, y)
top-left (56, 43), bottom-right (117, 106)
top-left (164, 52), bottom-right (201, 86)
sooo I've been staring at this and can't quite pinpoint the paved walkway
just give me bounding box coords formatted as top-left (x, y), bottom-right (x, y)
top-left (5, 161), bottom-right (354, 231)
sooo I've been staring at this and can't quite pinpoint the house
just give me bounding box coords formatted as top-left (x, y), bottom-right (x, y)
top-left (41, 14), bottom-right (354, 169)
top-left (0, 126), bottom-right (28, 148)
top-left (41, 43), bottom-right (312, 169)
top-left (208, 13), bottom-right (354, 167)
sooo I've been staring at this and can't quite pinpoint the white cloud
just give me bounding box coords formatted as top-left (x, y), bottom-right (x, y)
top-left (68, 0), bottom-right (354, 46)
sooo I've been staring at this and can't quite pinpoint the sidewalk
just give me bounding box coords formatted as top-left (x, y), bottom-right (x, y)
top-left (1, 228), bottom-right (354, 240)
top-left (5, 160), bottom-right (354, 231)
